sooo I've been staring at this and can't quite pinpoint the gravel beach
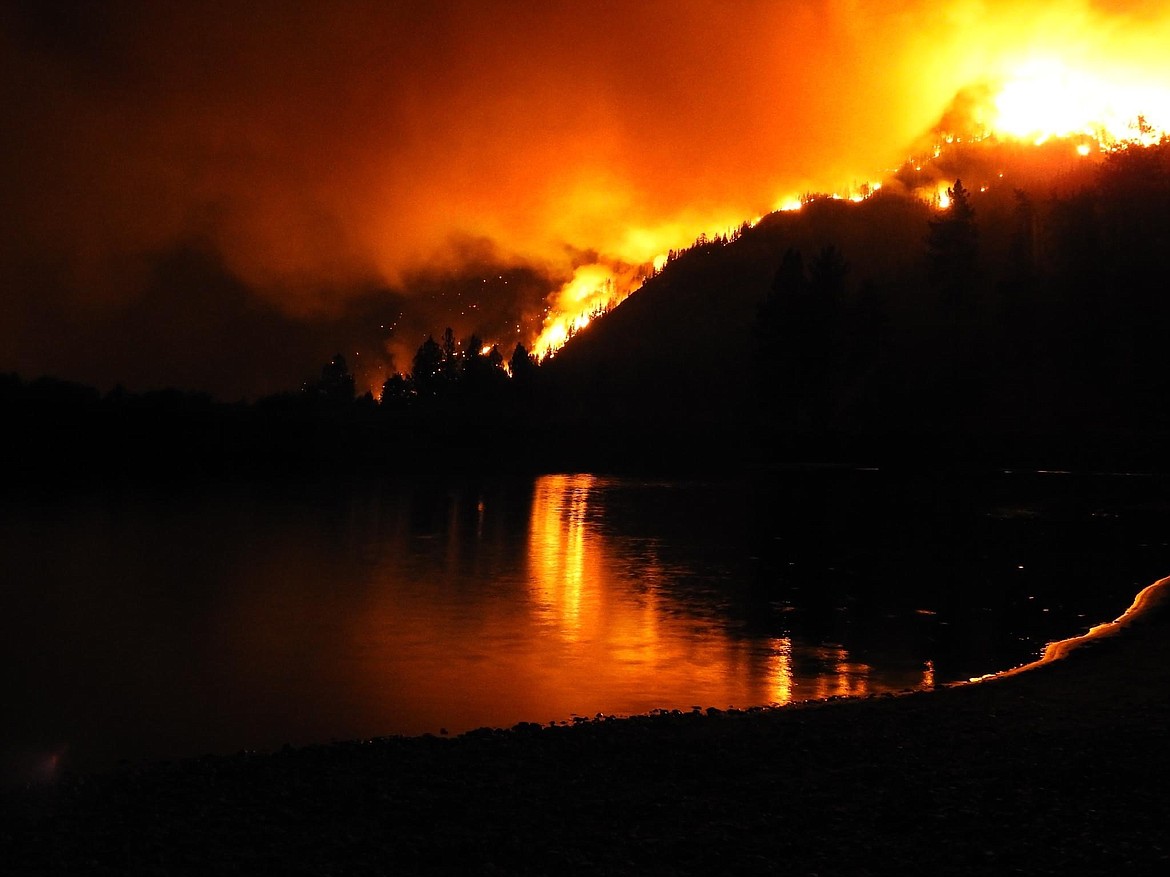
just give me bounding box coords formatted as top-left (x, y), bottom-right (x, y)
top-left (4, 578), bottom-right (1169, 875)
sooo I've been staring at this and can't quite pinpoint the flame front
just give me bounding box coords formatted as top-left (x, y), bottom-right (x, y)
top-left (497, 13), bottom-right (1170, 365)
top-left (530, 215), bottom-right (756, 359)
top-left (532, 264), bottom-right (629, 361)
top-left (990, 57), bottom-right (1170, 145)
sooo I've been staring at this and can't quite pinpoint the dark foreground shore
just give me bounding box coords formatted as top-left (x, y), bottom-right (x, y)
top-left (4, 580), bottom-right (1169, 876)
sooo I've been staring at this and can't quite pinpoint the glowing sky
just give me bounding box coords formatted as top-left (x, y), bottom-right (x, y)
top-left (3, 1), bottom-right (1169, 397)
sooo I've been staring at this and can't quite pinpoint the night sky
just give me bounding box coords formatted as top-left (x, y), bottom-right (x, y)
top-left (3, 1), bottom-right (1167, 398)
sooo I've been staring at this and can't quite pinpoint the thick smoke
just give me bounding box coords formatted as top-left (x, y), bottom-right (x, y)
top-left (2, 1), bottom-right (1168, 396)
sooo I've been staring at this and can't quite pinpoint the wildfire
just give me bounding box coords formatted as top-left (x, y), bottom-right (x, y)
top-left (773, 182), bottom-right (884, 215)
top-left (530, 216), bottom-right (761, 359)
top-left (519, 54), bottom-right (1170, 364)
top-left (532, 263), bottom-right (629, 360)
top-left (989, 57), bottom-right (1169, 146)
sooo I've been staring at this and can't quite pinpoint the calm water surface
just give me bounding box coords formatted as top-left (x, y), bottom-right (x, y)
top-left (3, 469), bottom-right (1169, 780)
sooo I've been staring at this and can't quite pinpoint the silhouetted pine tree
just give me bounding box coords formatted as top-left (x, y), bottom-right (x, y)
top-left (412, 336), bottom-right (444, 398)
top-left (316, 354), bottom-right (356, 405)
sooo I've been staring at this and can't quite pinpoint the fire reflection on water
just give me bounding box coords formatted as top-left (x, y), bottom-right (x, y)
top-left (524, 474), bottom-right (899, 714)
top-left (529, 474), bottom-right (595, 641)
top-left (3, 472), bottom-right (943, 776)
top-left (766, 637), bottom-right (794, 704)
top-left (804, 645), bottom-right (871, 699)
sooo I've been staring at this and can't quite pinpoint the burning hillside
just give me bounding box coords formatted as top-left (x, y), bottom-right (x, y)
top-left (531, 55), bottom-right (1170, 364)
top-left (5, 2), bottom-right (1170, 400)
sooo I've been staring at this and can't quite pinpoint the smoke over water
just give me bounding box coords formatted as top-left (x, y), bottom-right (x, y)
top-left (3, 1), bottom-right (1170, 397)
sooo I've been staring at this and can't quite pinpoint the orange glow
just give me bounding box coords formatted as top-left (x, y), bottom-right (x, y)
top-left (989, 57), bottom-right (1169, 146)
top-left (529, 474), bottom-right (597, 640)
top-left (774, 182), bottom-right (883, 215)
top-left (525, 38), bottom-right (1170, 362)
top-left (12, 2), bottom-right (1170, 397)
top-left (987, 576), bottom-right (1170, 683)
top-left (531, 265), bottom-right (625, 360)
top-left (514, 7), bottom-right (1170, 364)
top-left (521, 475), bottom-right (911, 716)
top-left (531, 214), bottom-right (753, 358)
top-left (766, 638), bottom-right (794, 704)
top-left (811, 646), bottom-right (871, 699)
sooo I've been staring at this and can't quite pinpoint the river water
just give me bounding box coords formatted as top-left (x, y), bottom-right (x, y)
top-left (3, 468), bottom-right (1168, 780)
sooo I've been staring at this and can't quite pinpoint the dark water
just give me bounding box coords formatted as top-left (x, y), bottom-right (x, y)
top-left (3, 468), bottom-right (1169, 781)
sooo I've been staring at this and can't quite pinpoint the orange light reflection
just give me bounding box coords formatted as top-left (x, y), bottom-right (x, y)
top-left (766, 637), bottom-right (794, 704)
top-left (525, 476), bottom-right (904, 715)
top-left (529, 474), bottom-right (597, 641)
top-left (341, 476), bottom-right (939, 737)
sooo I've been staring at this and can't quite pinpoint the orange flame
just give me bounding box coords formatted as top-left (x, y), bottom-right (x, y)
top-left (990, 57), bottom-right (1169, 146)
top-left (518, 51), bottom-right (1170, 362)
top-left (530, 216), bottom-right (758, 359)
top-left (532, 263), bottom-right (632, 360)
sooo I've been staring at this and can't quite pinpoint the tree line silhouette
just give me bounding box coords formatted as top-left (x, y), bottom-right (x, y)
top-left (7, 138), bottom-right (1170, 477)
top-left (751, 140), bottom-right (1170, 458)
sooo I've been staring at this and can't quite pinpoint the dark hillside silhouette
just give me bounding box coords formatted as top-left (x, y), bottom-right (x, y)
top-left (534, 138), bottom-right (1170, 469)
top-left (538, 193), bottom-right (932, 458)
top-left (8, 139), bottom-right (1170, 477)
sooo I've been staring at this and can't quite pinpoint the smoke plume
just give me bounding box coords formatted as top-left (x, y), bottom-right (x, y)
top-left (2, 1), bottom-right (1169, 396)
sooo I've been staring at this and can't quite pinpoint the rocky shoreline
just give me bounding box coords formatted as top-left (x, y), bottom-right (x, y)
top-left (4, 579), bottom-right (1170, 875)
